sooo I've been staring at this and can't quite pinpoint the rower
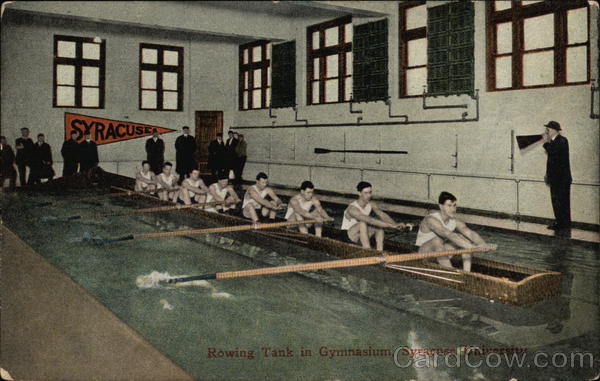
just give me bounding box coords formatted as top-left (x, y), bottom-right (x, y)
top-left (416, 191), bottom-right (496, 272)
top-left (155, 162), bottom-right (180, 203)
top-left (134, 160), bottom-right (156, 192)
top-left (341, 181), bottom-right (409, 251)
top-left (242, 172), bottom-right (284, 222)
top-left (179, 168), bottom-right (209, 205)
top-left (285, 180), bottom-right (330, 237)
top-left (205, 171), bottom-right (240, 213)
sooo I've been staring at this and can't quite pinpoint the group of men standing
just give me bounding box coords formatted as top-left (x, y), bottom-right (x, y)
top-left (0, 127), bottom-right (99, 188)
top-left (208, 131), bottom-right (247, 183)
top-left (144, 126), bottom-right (197, 181)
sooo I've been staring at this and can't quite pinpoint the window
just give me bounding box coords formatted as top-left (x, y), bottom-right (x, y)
top-left (139, 43), bottom-right (183, 111)
top-left (239, 41), bottom-right (271, 110)
top-left (53, 35), bottom-right (105, 108)
top-left (487, 0), bottom-right (590, 91)
top-left (399, 1), bottom-right (427, 97)
top-left (307, 16), bottom-right (352, 104)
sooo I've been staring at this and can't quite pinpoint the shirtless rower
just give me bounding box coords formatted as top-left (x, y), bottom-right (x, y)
top-left (134, 160), bottom-right (156, 192)
top-left (205, 171), bottom-right (240, 213)
top-left (179, 168), bottom-right (209, 205)
top-left (155, 162), bottom-right (180, 203)
top-left (341, 181), bottom-right (411, 251)
top-left (416, 191), bottom-right (496, 272)
top-left (242, 172), bottom-right (284, 222)
top-left (285, 180), bottom-right (330, 237)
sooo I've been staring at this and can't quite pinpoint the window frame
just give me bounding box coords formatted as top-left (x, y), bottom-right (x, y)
top-left (398, 0), bottom-right (427, 98)
top-left (306, 15), bottom-right (353, 105)
top-left (53, 35), bottom-right (106, 109)
top-left (486, 0), bottom-right (590, 92)
top-left (239, 40), bottom-right (271, 111)
top-left (139, 43), bottom-right (184, 112)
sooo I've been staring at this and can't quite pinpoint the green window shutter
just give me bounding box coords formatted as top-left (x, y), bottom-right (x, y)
top-left (353, 18), bottom-right (388, 102)
top-left (271, 41), bottom-right (296, 108)
top-left (427, 2), bottom-right (474, 97)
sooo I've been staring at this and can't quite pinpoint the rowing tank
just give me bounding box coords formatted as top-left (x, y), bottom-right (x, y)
top-left (104, 172), bottom-right (561, 306)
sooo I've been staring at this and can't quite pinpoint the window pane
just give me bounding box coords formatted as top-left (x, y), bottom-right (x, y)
top-left (253, 69), bottom-right (262, 88)
top-left (312, 31), bottom-right (320, 49)
top-left (346, 52), bottom-right (353, 75)
top-left (523, 51), bottom-right (554, 86)
top-left (406, 67), bottom-right (426, 96)
top-left (522, 0), bottom-right (544, 5)
top-left (312, 81), bottom-right (320, 104)
top-left (494, 0), bottom-right (511, 11)
top-left (344, 23), bottom-right (353, 43)
top-left (524, 14), bottom-right (554, 50)
top-left (266, 43), bottom-right (271, 60)
top-left (82, 66), bottom-right (99, 86)
top-left (252, 46), bottom-right (262, 62)
top-left (163, 72), bottom-right (178, 90)
top-left (82, 43), bottom-right (100, 60)
top-left (252, 89), bottom-right (262, 108)
top-left (495, 56), bottom-right (512, 89)
top-left (56, 86), bottom-right (75, 106)
top-left (141, 90), bottom-right (157, 109)
top-left (244, 72), bottom-right (249, 90)
top-left (82, 87), bottom-right (99, 107)
top-left (566, 46), bottom-right (588, 83)
top-left (406, 5), bottom-right (427, 30)
top-left (568, 8), bottom-right (588, 45)
top-left (325, 79), bottom-right (338, 102)
top-left (407, 38), bottom-right (427, 67)
top-left (243, 91), bottom-right (249, 109)
top-left (243, 49), bottom-right (249, 64)
top-left (141, 70), bottom-right (157, 89)
top-left (267, 67), bottom-right (271, 86)
top-left (496, 22), bottom-right (512, 54)
top-left (164, 50), bottom-right (179, 66)
top-left (57, 41), bottom-right (76, 58)
top-left (266, 87), bottom-right (271, 107)
top-left (313, 58), bottom-right (320, 79)
top-left (325, 27), bottom-right (339, 47)
top-left (326, 54), bottom-right (339, 78)
top-left (56, 64), bottom-right (75, 85)
top-left (344, 77), bottom-right (352, 101)
top-left (163, 91), bottom-right (178, 110)
top-left (142, 48), bottom-right (158, 64)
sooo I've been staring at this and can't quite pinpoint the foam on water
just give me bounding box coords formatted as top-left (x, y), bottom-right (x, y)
top-left (159, 299), bottom-right (174, 310)
top-left (136, 271), bottom-right (233, 298)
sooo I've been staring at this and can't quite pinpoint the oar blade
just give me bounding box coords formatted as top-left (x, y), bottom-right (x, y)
top-left (314, 148), bottom-right (331, 154)
top-left (167, 273), bottom-right (217, 284)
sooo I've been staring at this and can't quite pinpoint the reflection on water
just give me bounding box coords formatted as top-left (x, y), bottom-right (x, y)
top-left (2, 191), bottom-right (599, 380)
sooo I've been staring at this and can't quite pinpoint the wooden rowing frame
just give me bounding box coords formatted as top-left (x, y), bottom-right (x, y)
top-left (104, 172), bottom-right (561, 306)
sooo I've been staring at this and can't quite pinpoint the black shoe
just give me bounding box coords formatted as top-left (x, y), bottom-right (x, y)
top-left (547, 223), bottom-right (559, 230)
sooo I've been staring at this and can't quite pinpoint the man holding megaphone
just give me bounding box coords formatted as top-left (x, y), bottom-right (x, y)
top-left (542, 121), bottom-right (572, 232)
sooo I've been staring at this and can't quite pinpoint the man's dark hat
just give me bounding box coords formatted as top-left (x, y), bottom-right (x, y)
top-left (182, 126), bottom-right (190, 130)
top-left (544, 121), bottom-right (561, 131)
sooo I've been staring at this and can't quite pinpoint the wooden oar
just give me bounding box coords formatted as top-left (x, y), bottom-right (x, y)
top-left (36, 186), bottom-right (155, 206)
top-left (46, 200), bottom-right (239, 221)
top-left (315, 148), bottom-right (408, 154)
top-left (104, 218), bottom-right (334, 243)
top-left (166, 246), bottom-right (496, 284)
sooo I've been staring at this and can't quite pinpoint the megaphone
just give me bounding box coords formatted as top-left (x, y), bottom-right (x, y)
top-left (516, 134), bottom-right (544, 150)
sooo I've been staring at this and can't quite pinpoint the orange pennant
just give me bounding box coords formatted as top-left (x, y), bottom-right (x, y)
top-left (64, 113), bottom-right (178, 145)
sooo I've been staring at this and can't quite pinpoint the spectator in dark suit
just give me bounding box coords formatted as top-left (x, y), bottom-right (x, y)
top-left (234, 133), bottom-right (247, 184)
top-left (79, 131), bottom-right (99, 172)
top-left (543, 121), bottom-right (572, 231)
top-left (208, 133), bottom-right (225, 176)
top-left (175, 126), bottom-right (197, 179)
top-left (224, 130), bottom-right (238, 177)
top-left (145, 128), bottom-right (165, 174)
top-left (15, 127), bottom-right (34, 187)
top-left (61, 131), bottom-right (80, 176)
top-left (29, 133), bottom-right (54, 184)
top-left (1, 136), bottom-right (17, 189)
